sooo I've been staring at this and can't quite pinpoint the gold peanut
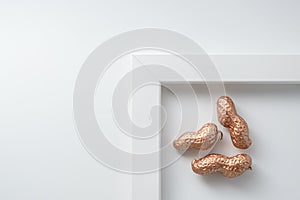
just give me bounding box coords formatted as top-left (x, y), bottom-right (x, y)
top-left (217, 96), bottom-right (252, 149)
top-left (173, 123), bottom-right (223, 151)
top-left (191, 153), bottom-right (252, 178)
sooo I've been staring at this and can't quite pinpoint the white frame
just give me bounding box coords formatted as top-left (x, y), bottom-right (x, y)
top-left (131, 55), bottom-right (300, 200)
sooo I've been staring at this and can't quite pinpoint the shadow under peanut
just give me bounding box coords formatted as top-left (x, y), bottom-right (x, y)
top-left (194, 163), bottom-right (265, 192)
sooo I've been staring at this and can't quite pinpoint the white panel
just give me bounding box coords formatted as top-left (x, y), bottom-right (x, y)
top-left (161, 83), bottom-right (300, 200)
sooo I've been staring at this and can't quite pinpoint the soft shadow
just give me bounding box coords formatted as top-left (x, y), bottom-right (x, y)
top-left (181, 149), bottom-right (200, 159)
top-left (196, 163), bottom-right (264, 191)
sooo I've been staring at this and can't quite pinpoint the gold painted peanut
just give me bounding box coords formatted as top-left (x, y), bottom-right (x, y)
top-left (173, 123), bottom-right (223, 151)
top-left (191, 153), bottom-right (252, 178)
top-left (217, 96), bottom-right (252, 149)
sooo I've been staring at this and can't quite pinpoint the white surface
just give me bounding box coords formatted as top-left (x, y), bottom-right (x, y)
top-left (161, 83), bottom-right (300, 200)
top-left (2, 0), bottom-right (300, 55)
top-left (1, 1), bottom-right (300, 200)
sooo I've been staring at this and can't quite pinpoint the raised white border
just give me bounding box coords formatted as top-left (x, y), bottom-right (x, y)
top-left (131, 55), bottom-right (300, 200)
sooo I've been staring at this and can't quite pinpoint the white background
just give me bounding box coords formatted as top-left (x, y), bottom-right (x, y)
top-left (1, 0), bottom-right (300, 199)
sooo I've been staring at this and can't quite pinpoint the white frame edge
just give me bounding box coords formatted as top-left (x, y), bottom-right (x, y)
top-left (131, 55), bottom-right (300, 200)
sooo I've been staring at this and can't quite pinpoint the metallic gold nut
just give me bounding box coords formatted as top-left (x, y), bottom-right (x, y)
top-left (217, 96), bottom-right (252, 149)
top-left (192, 153), bottom-right (252, 178)
top-left (173, 123), bottom-right (223, 151)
